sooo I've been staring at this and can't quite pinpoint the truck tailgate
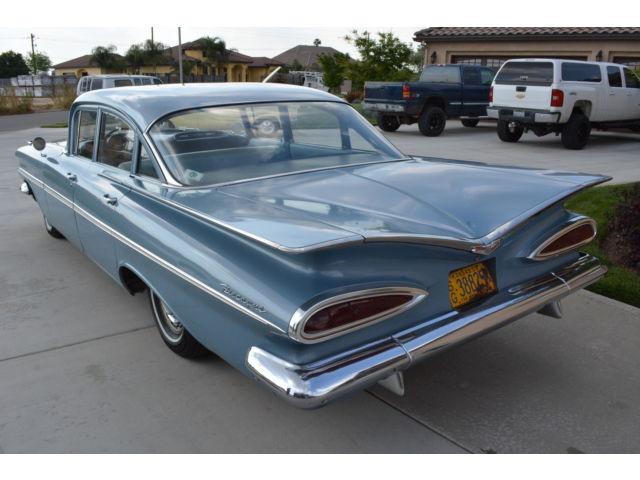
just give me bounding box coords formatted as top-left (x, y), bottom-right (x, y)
top-left (493, 84), bottom-right (552, 110)
top-left (364, 82), bottom-right (404, 102)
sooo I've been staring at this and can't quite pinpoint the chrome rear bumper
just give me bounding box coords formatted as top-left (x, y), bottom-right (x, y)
top-left (247, 254), bottom-right (606, 409)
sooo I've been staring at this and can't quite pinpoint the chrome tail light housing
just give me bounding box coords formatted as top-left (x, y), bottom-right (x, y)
top-left (289, 287), bottom-right (428, 343)
top-left (528, 217), bottom-right (597, 261)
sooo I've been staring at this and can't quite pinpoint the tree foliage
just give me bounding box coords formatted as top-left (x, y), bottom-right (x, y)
top-left (142, 39), bottom-right (169, 73)
top-left (90, 45), bottom-right (124, 71)
top-left (197, 36), bottom-right (228, 75)
top-left (313, 38), bottom-right (322, 47)
top-left (317, 52), bottom-right (350, 93)
top-left (344, 30), bottom-right (416, 89)
top-left (0, 51), bottom-right (30, 78)
top-left (26, 51), bottom-right (52, 74)
top-left (125, 43), bottom-right (145, 73)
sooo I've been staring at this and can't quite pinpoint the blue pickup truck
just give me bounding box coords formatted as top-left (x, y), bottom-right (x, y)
top-left (363, 64), bottom-right (495, 136)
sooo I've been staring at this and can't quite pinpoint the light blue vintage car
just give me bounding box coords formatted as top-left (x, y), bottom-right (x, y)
top-left (17, 83), bottom-right (608, 408)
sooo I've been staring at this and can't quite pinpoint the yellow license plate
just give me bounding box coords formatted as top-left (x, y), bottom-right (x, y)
top-left (448, 262), bottom-right (497, 309)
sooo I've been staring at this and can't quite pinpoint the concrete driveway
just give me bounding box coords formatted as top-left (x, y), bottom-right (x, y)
top-left (383, 121), bottom-right (640, 185)
top-left (1, 126), bottom-right (638, 453)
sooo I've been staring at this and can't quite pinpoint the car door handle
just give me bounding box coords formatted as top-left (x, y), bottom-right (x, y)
top-left (103, 194), bottom-right (118, 206)
top-left (66, 172), bottom-right (77, 182)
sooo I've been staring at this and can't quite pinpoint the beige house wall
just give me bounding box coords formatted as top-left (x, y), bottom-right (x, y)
top-left (421, 39), bottom-right (640, 65)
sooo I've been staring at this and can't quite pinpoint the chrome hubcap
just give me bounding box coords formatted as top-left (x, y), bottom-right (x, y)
top-left (153, 293), bottom-right (184, 342)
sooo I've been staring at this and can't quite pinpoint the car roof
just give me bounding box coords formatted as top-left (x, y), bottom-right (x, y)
top-left (82, 74), bottom-right (158, 79)
top-left (74, 82), bottom-right (345, 130)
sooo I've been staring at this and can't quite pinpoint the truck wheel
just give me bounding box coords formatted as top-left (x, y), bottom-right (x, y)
top-left (561, 112), bottom-right (591, 150)
top-left (149, 290), bottom-right (211, 358)
top-left (418, 106), bottom-right (446, 137)
top-left (461, 119), bottom-right (479, 128)
top-left (378, 115), bottom-right (400, 132)
top-left (497, 120), bottom-right (524, 143)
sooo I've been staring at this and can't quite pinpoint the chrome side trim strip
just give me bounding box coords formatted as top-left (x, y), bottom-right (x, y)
top-left (288, 286), bottom-right (428, 344)
top-left (72, 204), bottom-right (285, 333)
top-left (247, 254), bottom-right (606, 408)
top-left (527, 217), bottom-right (597, 261)
top-left (18, 167), bottom-right (44, 189)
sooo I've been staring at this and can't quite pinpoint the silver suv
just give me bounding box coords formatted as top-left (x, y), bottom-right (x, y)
top-left (76, 74), bottom-right (162, 96)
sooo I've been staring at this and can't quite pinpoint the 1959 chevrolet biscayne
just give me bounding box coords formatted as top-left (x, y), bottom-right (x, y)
top-left (17, 83), bottom-right (608, 408)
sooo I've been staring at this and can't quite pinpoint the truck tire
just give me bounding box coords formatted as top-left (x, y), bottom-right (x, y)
top-left (497, 120), bottom-right (524, 143)
top-left (561, 112), bottom-right (591, 150)
top-left (461, 119), bottom-right (479, 128)
top-left (418, 106), bottom-right (446, 137)
top-left (378, 115), bottom-right (400, 132)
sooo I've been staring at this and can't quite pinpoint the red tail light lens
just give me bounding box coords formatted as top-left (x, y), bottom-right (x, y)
top-left (550, 89), bottom-right (564, 107)
top-left (489, 86), bottom-right (493, 103)
top-left (303, 294), bottom-right (413, 336)
top-left (531, 219), bottom-right (597, 260)
top-left (402, 83), bottom-right (411, 99)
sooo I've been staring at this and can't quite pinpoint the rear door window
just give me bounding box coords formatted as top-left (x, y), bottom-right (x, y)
top-left (561, 62), bottom-right (602, 82)
top-left (495, 61), bottom-right (554, 86)
top-left (623, 68), bottom-right (640, 89)
top-left (607, 66), bottom-right (623, 87)
top-left (97, 112), bottom-right (136, 170)
top-left (462, 68), bottom-right (481, 85)
top-left (420, 66), bottom-right (461, 83)
top-left (90, 78), bottom-right (103, 90)
top-left (75, 110), bottom-right (98, 160)
top-left (114, 79), bottom-right (133, 87)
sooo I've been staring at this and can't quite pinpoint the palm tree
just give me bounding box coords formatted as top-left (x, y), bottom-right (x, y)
top-left (142, 39), bottom-right (168, 75)
top-left (125, 43), bottom-right (145, 74)
top-left (90, 45), bottom-right (123, 72)
top-left (197, 36), bottom-right (228, 77)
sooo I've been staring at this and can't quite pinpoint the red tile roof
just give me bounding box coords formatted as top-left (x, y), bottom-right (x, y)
top-left (414, 27), bottom-right (640, 42)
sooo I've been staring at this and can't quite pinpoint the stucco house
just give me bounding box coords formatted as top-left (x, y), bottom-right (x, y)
top-left (414, 27), bottom-right (640, 69)
top-left (52, 40), bottom-right (283, 82)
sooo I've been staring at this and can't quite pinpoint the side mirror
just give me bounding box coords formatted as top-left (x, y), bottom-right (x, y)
top-left (32, 137), bottom-right (46, 151)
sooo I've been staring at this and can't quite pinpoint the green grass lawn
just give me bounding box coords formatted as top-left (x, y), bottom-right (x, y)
top-left (40, 122), bottom-right (68, 128)
top-left (565, 183), bottom-right (640, 307)
top-left (350, 103), bottom-right (377, 125)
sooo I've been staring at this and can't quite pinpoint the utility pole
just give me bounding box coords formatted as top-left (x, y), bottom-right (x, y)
top-left (30, 33), bottom-right (37, 74)
top-left (178, 27), bottom-right (184, 84)
top-left (151, 26), bottom-right (156, 75)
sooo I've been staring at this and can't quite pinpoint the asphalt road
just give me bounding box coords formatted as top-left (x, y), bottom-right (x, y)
top-left (385, 121), bottom-right (640, 185)
top-left (0, 110), bottom-right (68, 133)
top-left (1, 125), bottom-right (638, 453)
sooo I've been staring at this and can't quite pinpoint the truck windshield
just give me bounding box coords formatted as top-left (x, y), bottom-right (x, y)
top-left (149, 101), bottom-right (405, 186)
top-left (495, 61), bottom-right (554, 86)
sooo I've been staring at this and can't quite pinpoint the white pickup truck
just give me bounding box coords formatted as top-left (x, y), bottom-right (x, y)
top-left (487, 59), bottom-right (640, 149)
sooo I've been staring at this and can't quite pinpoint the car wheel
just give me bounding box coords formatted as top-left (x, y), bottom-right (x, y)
top-left (149, 289), bottom-right (210, 358)
top-left (461, 118), bottom-right (480, 128)
top-left (497, 120), bottom-right (524, 143)
top-left (418, 106), bottom-right (446, 137)
top-left (561, 112), bottom-right (591, 150)
top-left (378, 115), bottom-right (400, 132)
top-left (43, 215), bottom-right (65, 239)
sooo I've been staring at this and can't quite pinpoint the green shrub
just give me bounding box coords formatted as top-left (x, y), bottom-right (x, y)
top-left (0, 87), bottom-right (33, 114)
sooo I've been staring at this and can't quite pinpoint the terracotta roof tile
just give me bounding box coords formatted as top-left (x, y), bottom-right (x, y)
top-left (414, 27), bottom-right (640, 42)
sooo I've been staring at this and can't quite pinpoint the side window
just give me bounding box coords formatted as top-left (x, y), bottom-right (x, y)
top-left (462, 68), bottom-right (481, 85)
top-left (133, 78), bottom-right (143, 86)
top-left (623, 68), bottom-right (640, 89)
top-left (90, 78), bottom-right (103, 90)
top-left (114, 79), bottom-right (133, 87)
top-left (79, 78), bottom-right (89, 93)
top-left (561, 62), bottom-right (602, 82)
top-left (135, 143), bottom-right (161, 180)
top-left (480, 69), bottom-right (495, 85)
top-left (607, 66), bottom-right (623, 87)
top-left (75, 110), bottom-right (98, 160)
top-left (290, 103), bottom-right (341, 148)
top-left (97, 112), bottom-right (135, 170)
top-left (152, 78), bottom-right (162, 85)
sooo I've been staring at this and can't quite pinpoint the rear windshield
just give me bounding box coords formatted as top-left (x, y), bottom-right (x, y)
top-left (562, 62), bottom-right (602, 82)
top-left (495, 61), bottom-right (554, 86)
top-left (149, 102), bottom-right (405, 186)
top-left (419, 66), bottom-right (460, 83)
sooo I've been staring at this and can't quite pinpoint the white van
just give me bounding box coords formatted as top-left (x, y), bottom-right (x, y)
top-left (487, 59), bottom-right (640, 149)
top-left (76, 74), bottom-right (162, 96)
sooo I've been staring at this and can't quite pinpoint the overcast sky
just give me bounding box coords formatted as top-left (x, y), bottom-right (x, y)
top-left (0, 27), bottom-right (421, 64)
